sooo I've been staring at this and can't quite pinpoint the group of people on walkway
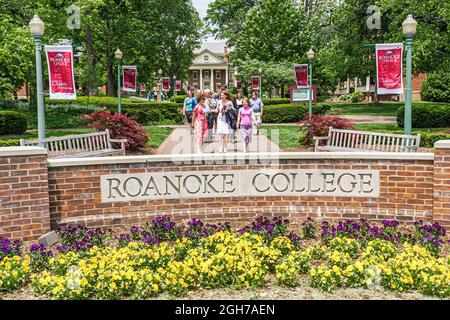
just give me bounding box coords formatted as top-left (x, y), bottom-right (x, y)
top-left (183, 88), bottom-right (264, 154)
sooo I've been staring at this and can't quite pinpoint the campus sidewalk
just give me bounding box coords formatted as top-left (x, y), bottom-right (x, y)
top-left (156, 128), bottom-right (280, 154)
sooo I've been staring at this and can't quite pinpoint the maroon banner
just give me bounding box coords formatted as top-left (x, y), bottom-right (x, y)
top-left (251, 76), bottom-right (260, 91)
top-left (236, 81), bottom-right (242, 91)
top-left (123, 66), bottom-right (137, 92)
top-left (294, 64), bottom-right (308, 88)
top-left (375, 44), bottom-right (403, 95)
top-left (175, 80), bottom-right (181, 91)
top-left (162, 78), bottom-right (170, 91)
top-left (44, 45), bottom-right (76, 100)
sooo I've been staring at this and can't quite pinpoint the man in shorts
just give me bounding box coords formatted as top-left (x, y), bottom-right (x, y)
top-left (249, 91), bottom-right (264, 135)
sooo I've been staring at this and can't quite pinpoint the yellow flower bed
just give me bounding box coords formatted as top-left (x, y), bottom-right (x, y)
top-left (1, 231), bottom-right (449, 299)
top-left (31, 232), bottom-right (286, 299)
top-left (0, 255), bottom-right (30, 292)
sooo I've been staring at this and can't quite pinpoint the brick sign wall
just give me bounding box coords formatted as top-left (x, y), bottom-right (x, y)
top-left (0, 147), bottom-right (50, 240)
top-left (1, 142), bottom-right (449, 241)
top-left (46, 153), bottom-right (436, 231)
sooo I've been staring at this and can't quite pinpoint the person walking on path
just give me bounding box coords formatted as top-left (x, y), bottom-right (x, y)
top-left (191, 94), bottom-right (208, 154)
top-left (183, 90), bottom-right (197, 133)
top-left (250, 91), bottom-right (264, 135)
top-left (216, 92), bottom-right (235, 153)
top-left (235, 91), bottom-right (244, 111)
top-left (204, 89), bottom-right (214, 143)
top-left (237, 98), bottom-right (258, 153)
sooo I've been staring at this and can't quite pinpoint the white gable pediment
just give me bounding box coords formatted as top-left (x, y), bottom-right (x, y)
top-left (192, 49), bottom-right (225, 65)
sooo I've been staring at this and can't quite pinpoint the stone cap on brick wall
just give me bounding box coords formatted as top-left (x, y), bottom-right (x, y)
top-left (0, 146), bottom-right (47, 157)
top-left (434, 140), bottom-right (450, 149)
top-left (47, 151), bottom-right (434, 167)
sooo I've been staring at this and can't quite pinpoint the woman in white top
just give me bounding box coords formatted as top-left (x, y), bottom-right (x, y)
top-left (216, 92), bottom-right (233, 152)
top-left (235, 91), bottom-right (243, 111)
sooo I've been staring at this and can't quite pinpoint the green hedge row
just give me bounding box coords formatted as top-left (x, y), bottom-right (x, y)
top-left (0, 139), bottom-right (20, 147)
top-left (120, 105), bottom-right (184, 126)
top-left (262, 103), bottom-right (331, 123)
top-left (0, 103), bottom-right (100, 129)
top-left (45, 96), bottom-right (183, 108)
top-left (397, 103), bottom-right (450, 128)
top-left (0, 111), bottom-right (28, 134)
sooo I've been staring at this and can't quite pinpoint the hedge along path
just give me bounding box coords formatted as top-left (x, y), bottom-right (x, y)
top-left (156, 128), bottom-right (280, 154)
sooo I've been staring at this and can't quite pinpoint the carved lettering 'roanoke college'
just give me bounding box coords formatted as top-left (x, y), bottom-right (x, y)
top-left (100, 170), bottom-right (380, 203)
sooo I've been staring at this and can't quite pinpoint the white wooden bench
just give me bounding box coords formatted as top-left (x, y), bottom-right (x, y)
top-left (313, 127), bottom-right (421, 152)
top-left (20, 130), bottom-right (127, 158)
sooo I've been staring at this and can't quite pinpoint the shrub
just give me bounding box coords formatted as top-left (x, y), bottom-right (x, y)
top-left (123, 104), bottom-right (184, 125)
top-left (419, 132), bottom-right (450, 148)
top-left (262, 98), bottom-right (291, 105)
top-left (263, 103), bottom-right (331, 123)
top-left (0, 139), bottom-right (20, 147)
top-left (339, 92), bottom-right (364, 103)
top-left (298, 114), bottom-right (354, 146)
top-left (421, 70), bottom-right (450, 102)
top-left (397, 103), bottom-right (450, 128)
top-left (84, 110), bottom-right (148, 151)
top-left (0, 111), bottom-right (27, 134)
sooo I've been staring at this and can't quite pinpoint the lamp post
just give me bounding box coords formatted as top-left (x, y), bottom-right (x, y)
top-left (158, 68), bottom-right (163, 102)
top-left (258, 67), bottom-right (262, 98)
top-left (402, 14), bottom-right (417, 135)
top-left (173, 75), bottom-right (177, 103)
top-left (307, 48), bottom-right (315, 117)
top-left (29, 15), bottom-right (46, 145)
top-left (115, 49), bottom-right (123, 113)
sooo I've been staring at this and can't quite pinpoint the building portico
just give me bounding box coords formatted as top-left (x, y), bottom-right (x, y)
top-left (187, 42), bottom-right (235, 92)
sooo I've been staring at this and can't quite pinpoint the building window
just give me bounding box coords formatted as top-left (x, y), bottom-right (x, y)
top-left (216, 71), bottom-right (221, 80)
top-left (216, 83), bottom-right (221, 89)
top-left (229, 71), bottom-right (234, 80)
top-left (204, 70), bottom-right (210, 80)
top-left (193, 71), bottom-right (198, 81)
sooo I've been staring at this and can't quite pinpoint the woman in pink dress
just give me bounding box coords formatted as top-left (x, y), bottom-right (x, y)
top-left (191, 95), bottom-right (208, 153)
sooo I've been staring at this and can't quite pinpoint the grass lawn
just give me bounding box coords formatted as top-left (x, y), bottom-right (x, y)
top-left (262, 125), bottom-right (300, 149)
top-left (330, 103), bottom-right (400, 116)
top-left (263, 123), bottom-right (450, 150)
top-left (145, 127), bottom-right (173, 149)
top-left (0, 127), bottom-right (174, 151)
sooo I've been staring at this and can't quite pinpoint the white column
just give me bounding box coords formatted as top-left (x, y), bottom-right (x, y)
top-left (210, 69), bottom-right (213, 90)
top-left (354, 77), bottom-right (358, 92)
top-left (346, 78), bottom-right (350, 94)
top-left (225, 67), bottom-right (229, 87)
top-left (366, 75), bottom-right (371, 92)
top-left (199, 68), bottom-right (203, 91)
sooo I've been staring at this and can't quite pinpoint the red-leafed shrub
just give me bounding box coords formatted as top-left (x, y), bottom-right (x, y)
top-left (84, 110), bottom-right (148, 152)
top-left (298, 115), bottom-right (354, 146)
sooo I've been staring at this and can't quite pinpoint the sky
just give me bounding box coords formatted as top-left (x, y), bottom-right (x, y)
top-left (192, 0), bottom-right (220, 42)
top-left (192, 0), bottom-right (212, 19)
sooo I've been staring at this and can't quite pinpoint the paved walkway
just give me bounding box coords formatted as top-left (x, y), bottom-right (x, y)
top-left (342, 115), bottom-right (397, 123)
top-left (156, 127), bottom-right (280, 154)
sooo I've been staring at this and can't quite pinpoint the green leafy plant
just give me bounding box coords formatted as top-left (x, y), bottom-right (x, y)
top-left (397, 103), bottom-right (450, 128)
top-left (421, 70), bottom-right (450, 102)
top-left (0, 111), bottom-right (27, 134)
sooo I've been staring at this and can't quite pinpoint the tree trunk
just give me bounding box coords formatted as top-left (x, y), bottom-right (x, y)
top-left (106, 60), bottom-right (116, 97)
top-left (84, 24), bottom-right (98, 96)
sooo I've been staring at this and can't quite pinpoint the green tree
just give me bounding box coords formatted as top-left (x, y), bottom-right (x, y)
top-left (205, 0), bottom-right (257, 46)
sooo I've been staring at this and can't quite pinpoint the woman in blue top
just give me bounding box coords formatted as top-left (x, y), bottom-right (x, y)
top-left (183, 90), bottom-right (197, 132)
